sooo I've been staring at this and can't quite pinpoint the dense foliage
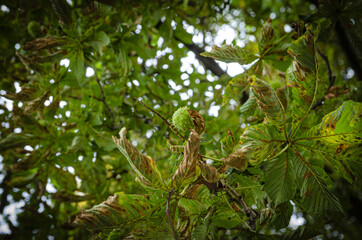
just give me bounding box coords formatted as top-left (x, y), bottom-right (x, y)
top-left (0, 0), bottom-right (361, 239)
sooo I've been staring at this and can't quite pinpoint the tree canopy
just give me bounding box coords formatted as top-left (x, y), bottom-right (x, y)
top-left (0, 0), bottom-right (361, 239)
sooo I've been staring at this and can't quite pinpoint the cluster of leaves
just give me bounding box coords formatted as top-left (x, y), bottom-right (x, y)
top-left (67, 24), bottom-right (361, 240)
top-left (0, 0), bottom-right (361, 239)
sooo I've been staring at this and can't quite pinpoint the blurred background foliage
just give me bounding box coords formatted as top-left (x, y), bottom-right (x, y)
top-left (0, 0), bottom-right (361, 239)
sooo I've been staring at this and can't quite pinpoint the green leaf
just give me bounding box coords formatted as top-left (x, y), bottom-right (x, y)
top-left (87, 31), bottom-right (110, 55)
top-left (286, 31), bottom-right (318, 137)
top-left (240, 124), bottom-right (285, 165)
top-left (292, 147), bottom-right (343, 213)
top-left (201, 45), bottom-right (258, 64)
top-left (249, 75), bottom-right (286, 132)
top-left (239, 90), bottom-right (259, 116)
top-left (271, 201), bottom-right (293, 230)
top-left (8, 169), bottom-right (39, 187)
top-left (0, 133), bottom-right (34, 152)
top-left (223, 74), bottom-right (249, 104)
top-left (220, 131), bottom-right (235, 157)
top-left (295, 101), bottom-right (362, 183)
top-left (305, 100), bottom-right (362, 144)
top-left (191, 221), bottom-right (208, 240)
top-left (265, 150), bottom-right (296, 205)
top-left (69, 48), bottom-right (85, 81)
top-left (212, 208), bottom-right (240, 229)
top-left (113, 128), bottom-right (166, 190)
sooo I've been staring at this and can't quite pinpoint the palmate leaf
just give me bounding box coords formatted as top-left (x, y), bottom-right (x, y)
top-left (200, 45), bottom-right (257, 64)
top-left (240, 124), bottom-right (285, 165)
top-left (113, 127), bottom-right (166, 190)
top-left (265, 150), bottom-right (296, 205)
top-left (286, 31), bottom-right (318, 137)
top-left (248, 75), bottom-right (286, 132)
top-left (294, 100), bottom-right (362, 183)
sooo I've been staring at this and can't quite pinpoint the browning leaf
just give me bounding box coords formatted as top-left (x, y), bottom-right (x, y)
top-left (4, 87), bottom-right (37, 102)
top-left (70, 193), bottom-right (153, 229)
top-left (224, 147), bottom-right (249, 172)
top-left (199, 161), bottom-right (219, 183)
top-left (23, 36), bottom-right (64, 51)
top-left (172, 130), bottom-right (201, 188)
top-left (113, 128), bottom-right (165, 189)
top-left (188, 109), bottom-right (205, 135)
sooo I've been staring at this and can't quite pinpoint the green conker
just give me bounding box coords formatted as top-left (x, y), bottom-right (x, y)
top-left (172, 106), bottom-right (194, 132)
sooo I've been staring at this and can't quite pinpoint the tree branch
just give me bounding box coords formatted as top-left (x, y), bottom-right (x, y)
top-left (226, 184), bottom-right (258, 230)
top-left (311, 48), bottom-right (336, 110)
top-left (175, 36), bottom-right (228, 77)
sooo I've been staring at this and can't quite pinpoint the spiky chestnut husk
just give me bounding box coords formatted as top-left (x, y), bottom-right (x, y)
top-left (172, 106), bottom-right (194, 132)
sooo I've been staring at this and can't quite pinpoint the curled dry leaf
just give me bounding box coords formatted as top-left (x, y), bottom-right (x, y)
top-left (188, 109), bottom-right (205, 135)
top-left (23, 36), bottom-right (64, 51)
top-left (172, 129), bottom-right (201, 188)
top-left (224, 147), bottom-right (249, 172)
top-left (5, 87), bottom-right (37, 102)
top-left (113, 128), bottom-right (164, 189)
top-left (199, 161), bottom-right (219, 183)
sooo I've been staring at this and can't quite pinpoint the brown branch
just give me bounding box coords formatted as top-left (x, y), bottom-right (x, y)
top-left (134, 97), bottom-right (186, 141)
top-left (226, 184), bottom-right (258, 230)
top-left (174, 36), bottom-right (228, 77)
top-left (95, 75), bottom-right (120, 130)
top-left (166, 189), bottom-right (179, 240)
top-left (311, 48), bottom-right (336, 110)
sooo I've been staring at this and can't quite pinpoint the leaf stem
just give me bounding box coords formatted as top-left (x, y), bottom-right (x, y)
top-left (202, 155), bottom-right (223, 162)
top-left (265, 142), bottom-right (290, 162)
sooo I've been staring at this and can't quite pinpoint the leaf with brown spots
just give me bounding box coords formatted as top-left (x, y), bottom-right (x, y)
top-left (294, 101), bottom-right (362, 184)
top-left (248, 75), bottom-right (286, 132)
top-left (286, 31), bottom-right (318, 137)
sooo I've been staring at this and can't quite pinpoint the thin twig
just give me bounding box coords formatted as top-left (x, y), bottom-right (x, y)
top-left (226, 185), bottom-right (258, 230)
top-left (311, 48), bottom-right (336, 110)
top-left (166, 189), bottom-right (179, 240)
top-left (95, 75), bottom-right (120, 130)
top-left (317, 48), bottom-right (335, 87)
top-left (134, 97), bottom-right (186, 141)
